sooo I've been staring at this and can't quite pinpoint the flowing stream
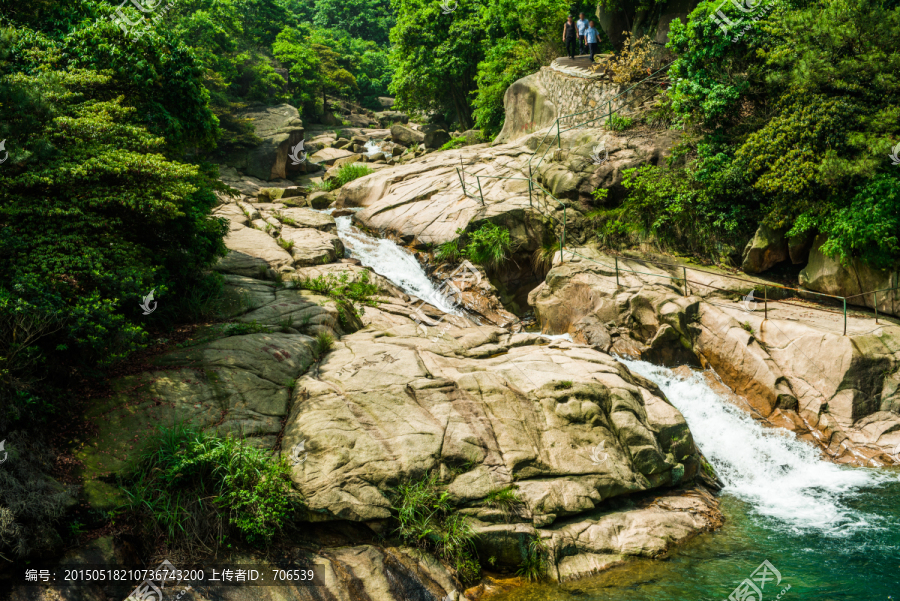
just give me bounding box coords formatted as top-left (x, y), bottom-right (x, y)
top-left (320, 208), bottom-right (899, 598)
top-left (329, 210), bottom-right (462, 315)
top-left (491, 360), bottom-right (900, 601)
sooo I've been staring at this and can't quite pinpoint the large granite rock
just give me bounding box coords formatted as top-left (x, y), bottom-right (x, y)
top-left (279, 226), bottom-right (344, 266)
top-left (741, 223), bottom-right (789, 274)
top-left (222, 104), bottom-right (306, 181)
top-left (74, 275), bottom-right (349, 510)
top-left (800, 233), bottom-right (898, 317)
top-left (529, 246), bottom-right (900, 467)
top-left (284, 323), bottom-right (700, 522)
top-left (494, 72), bottom-right (557, 144)
top-left (375, 110), bottom-right (409, 127)
top-left (309, 146), bottom-right (357, 166)
top-left (390, 123), bottom-right (426, 147)
top-left (336, 126), bottom-right (675, 249)
top-left (423, 125), bottom-right (451, 149)
top-left (219, 224), bottom-right (295, 275)
top-left (273, 207), bottom-right (337, 231)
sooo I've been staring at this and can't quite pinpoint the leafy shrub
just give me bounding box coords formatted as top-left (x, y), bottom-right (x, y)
top-left (464, 222), bottom-right (515, 271)
top-left (0, 36), bottom-right (227, 347)
top-left (293, 270), bottom-right (379, 329)
top-left (122, 424), bottom-right (298, 553)
top-left (436, 223), bottom-right (516, 271)
top-left (393, 472), bottom-right (480, 583)
top-left (310, 163), bottom-right (373, 192)
top-left (659, 0), bottom-right (900, 270)
top-left (440, 136), bottom-right (468, 151)
top-left (609, 34), bottom-right (654, 84)
top-left (599, 165), bottom-right (745, 262)
top-left (608, 113), bottom-right (634, 131)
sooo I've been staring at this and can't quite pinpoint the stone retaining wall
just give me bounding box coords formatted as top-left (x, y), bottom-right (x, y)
top-left (537, 64), bottom-right (659, 129)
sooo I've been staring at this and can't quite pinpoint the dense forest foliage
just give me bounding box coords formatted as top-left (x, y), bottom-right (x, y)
top-left (603, 0), bottom-right (900, 268)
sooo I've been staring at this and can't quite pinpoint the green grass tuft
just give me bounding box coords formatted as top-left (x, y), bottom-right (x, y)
top-left (608, 113), bottom-right (633, 131)
top-left (121, 423), bottom-right (299, 554)
top-left (440, 136), bottom-right (467, 151)
top-left (393, 472), bottom-right (480, 583)
top-left (277, 237), bottom-right (295, 252)
top-left (315, 331), bottom-right (334, 356)
top-left (293, 270), bottom-right (379, 329)
top-left (517, 534), bottom-right (549, 582)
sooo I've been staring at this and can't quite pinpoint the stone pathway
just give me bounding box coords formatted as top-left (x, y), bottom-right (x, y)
top-left (550, 56), bottom-right (607, 80)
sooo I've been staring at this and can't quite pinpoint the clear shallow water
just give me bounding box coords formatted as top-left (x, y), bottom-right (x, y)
top-left (491, 360), bottom-right (900, 601)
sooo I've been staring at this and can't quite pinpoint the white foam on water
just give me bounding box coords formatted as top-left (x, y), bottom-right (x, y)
top-left (539, 333), bottom-right (573, 342)
top-left (362, 139), bottom-right (390, 160)
top-left (618, 358), bottom-right (892, 536)
top-left (332, 214), bottom-right (462, 316)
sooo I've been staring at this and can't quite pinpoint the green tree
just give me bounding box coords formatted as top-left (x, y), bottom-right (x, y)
top-left (389, 0), bottom-right (484, 127)
top-left (312, 0), bottom-right (395, 45)
top-left (622, 0), bottom-right (900, 268)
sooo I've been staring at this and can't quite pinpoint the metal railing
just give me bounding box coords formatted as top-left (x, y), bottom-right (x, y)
top-left (452, 59), bottom-right (899, 335)
top-left (563, 248), bottom-right (899, 335)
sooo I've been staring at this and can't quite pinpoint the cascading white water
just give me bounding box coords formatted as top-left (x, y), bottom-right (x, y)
top-left (618, 358), bottom-right (892, 536)
top-left (332, 212), bottom-right (463, 315)
top-left (362, 139), bottom-right (390, 160)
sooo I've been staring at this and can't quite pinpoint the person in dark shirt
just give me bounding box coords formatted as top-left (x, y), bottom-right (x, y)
top-left (562, 16), bottom-right (578, 60)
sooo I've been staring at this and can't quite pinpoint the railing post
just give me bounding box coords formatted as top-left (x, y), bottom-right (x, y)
top-left (682, 267), bottom-right (688, 297)
top-left (528, 180), bottom-right (533, 207)
top-left (764, 286), bottom-right (768, 321)
top-left (457, 167), bottom-right (466, 196)
top-left (843, 298), bottom-right (847, 336)
top-left (615, 256), bottom-right (620, 288)
top-left (476, 175), bottom-right (485, 206)
top-left (556, 120), bottom-right (561, 148)
top-left (874, 290), bottom-right (879, 324)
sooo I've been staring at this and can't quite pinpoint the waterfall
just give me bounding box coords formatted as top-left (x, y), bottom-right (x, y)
top-left (330, 212), bottom-right (463, 316)
top-left (618, 358), bottom-right (893, 536)
top-left (362, 139), bottom-right (391, 160)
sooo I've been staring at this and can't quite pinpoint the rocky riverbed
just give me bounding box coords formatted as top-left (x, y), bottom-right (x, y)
top-left (14, 95), bottom-right (900, 601)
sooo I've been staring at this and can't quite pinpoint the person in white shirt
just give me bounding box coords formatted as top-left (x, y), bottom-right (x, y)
top-left (576, 13), bottom-right (589, 56)
top-left (584, 20), bottom-right (601, 62)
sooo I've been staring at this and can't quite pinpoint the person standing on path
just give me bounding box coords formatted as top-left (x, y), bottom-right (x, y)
top-left (563, 16), bottom-right (578, 60)
top-left (585, 20), bottom-right (601, 63)
top-left (576, 13), bottom-right (589, 55)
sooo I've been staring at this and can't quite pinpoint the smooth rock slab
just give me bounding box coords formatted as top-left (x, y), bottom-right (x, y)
top-left (282, 323), bottom-right (696, 523)
top-left (280, 227), bottom-right (344, 266)
top-left (221, 224), bottom-right (295, 273)
top-left (274, 207), bottom-right (337, 232)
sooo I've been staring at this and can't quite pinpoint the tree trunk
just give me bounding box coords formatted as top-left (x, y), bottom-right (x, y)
top-left (450, 85), bottom-right (472, 130)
